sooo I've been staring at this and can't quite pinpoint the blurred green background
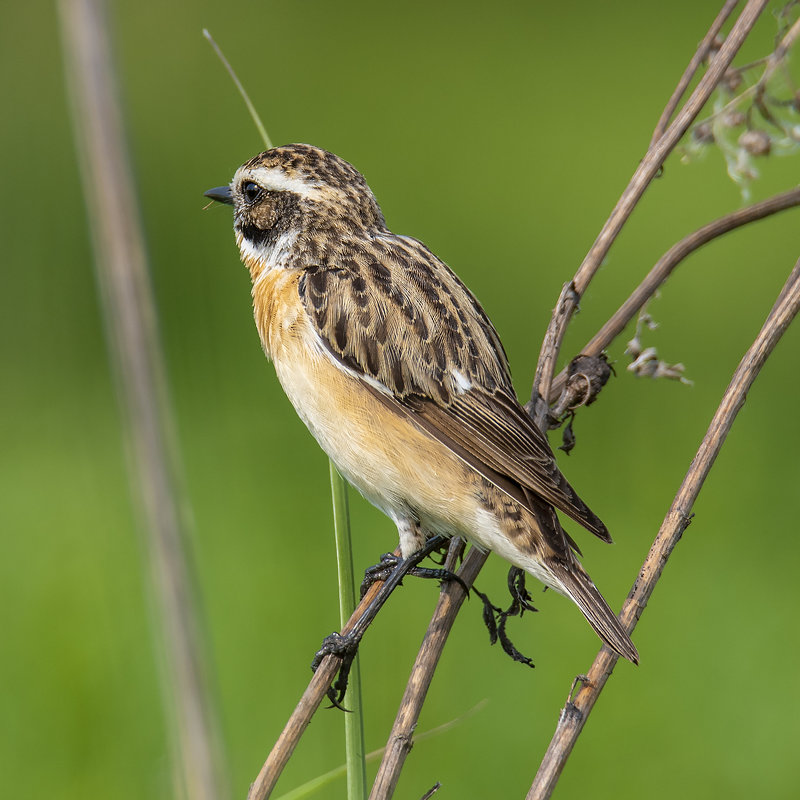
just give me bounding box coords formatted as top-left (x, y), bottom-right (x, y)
top-left (3, 1), bottom-right (799, 797)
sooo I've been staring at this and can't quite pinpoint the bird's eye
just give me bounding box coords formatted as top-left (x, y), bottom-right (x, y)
top-left (242, 181), bottom-right (262, 203)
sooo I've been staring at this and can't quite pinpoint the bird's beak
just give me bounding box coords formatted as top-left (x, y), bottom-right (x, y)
top-left (204, 185), bottom-right (234, 205)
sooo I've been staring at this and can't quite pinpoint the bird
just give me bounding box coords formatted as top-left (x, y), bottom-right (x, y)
top-left (204, 143), bottom-right (638, 664)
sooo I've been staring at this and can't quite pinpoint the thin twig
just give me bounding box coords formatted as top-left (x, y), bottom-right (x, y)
top-left (58, 2), bottom-right (229, 799)
top-left (369, 540), bottom-right (484, 799)
top-left (649, 0), bottom-right (740, 147)
top-left (247, 549), bottom-right (401, 800)
top-left (527, 257), bottom-right (800, 800)
top-left (548, 185), bottom-right (800, 400)
top-left (530, 0), bottom-right (769, 411)
top-left (532, 282), bottom-right (580, 430)
top-left (247, 660), bottom-right (342, 800)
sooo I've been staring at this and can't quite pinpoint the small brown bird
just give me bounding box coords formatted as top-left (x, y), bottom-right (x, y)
top-left (205, 144), bottom-right (637, 663)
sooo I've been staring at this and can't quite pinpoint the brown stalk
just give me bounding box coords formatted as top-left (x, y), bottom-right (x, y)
top-left (527, 256), bottom-right (800, 799)
top-left (531, 0), bottom-right (769, 429)
top-left (548, 185), bottom-right (800, 400)
top-left (368, 540), bottom-right (482, 799)
top-left (58, 2), bottom-right (229, 799)
top-left (246, 549), bottom-right (403, 800)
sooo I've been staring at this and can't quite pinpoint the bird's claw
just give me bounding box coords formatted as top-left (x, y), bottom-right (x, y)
top-left (311, 631), bottom-right (361, 709)
top-left (472, 567), bottom-right (537, 668)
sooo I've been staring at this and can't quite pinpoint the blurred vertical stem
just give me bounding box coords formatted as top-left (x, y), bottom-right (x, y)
top-left (57, 1), bottom-right (229, 799)
top-left (330, 462), bottom-right (367, 800)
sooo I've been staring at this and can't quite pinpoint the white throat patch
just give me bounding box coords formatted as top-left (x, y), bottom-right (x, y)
top-left (238, 230), bottom-right (297, 280)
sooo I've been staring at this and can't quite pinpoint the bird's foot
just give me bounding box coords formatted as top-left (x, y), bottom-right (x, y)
top-left (472, 567), bottom-right (537, 668)
top-left (360, 546), bottom-right (468, 599)
top-left (311, 632), bottom-right (360, 709)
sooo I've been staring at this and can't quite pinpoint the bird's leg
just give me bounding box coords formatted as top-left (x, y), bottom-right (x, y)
top-left (397, 518), bottom-right (426, 559)
top-left (312, 534), bottom-right (461, 707)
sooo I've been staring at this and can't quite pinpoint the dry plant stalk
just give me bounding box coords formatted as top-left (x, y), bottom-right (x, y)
top-left (549, 185), bottom-right (800, 400)
top-left (532, 0), bottom-right (770, 419)
top-left (247, 547), bottom-right (403, 800)
top-left (58, 1), bottom-right (229, 799)
top-left (368, 539), bottom-right (477, 799)
top-left (248, 1), bottom-right (800, 797)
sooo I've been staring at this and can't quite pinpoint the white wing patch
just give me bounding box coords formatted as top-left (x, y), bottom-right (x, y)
top-left (451, 369), bottom-right (472, 394)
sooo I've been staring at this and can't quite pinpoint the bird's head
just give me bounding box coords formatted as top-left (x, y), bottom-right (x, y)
top-left (205, 144), bottom-right (386, 270)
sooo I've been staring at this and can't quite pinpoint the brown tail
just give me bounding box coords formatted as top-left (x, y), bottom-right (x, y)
top-left (550, 560), bottom-right (639, 664)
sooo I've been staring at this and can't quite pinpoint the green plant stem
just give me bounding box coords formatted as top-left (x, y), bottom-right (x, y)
top-left (329, 461), bottom-right (367, 800)
top-left (202, 29), bottom-right (273, 150)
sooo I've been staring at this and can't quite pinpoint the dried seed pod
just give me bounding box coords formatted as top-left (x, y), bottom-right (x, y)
top-left (738, 129), bottom-right (771, 156)
top-left (722, 110), bottom-right (746, 128)
top-left (722, 69), bottom-right (742, 92)
top-left (563, 354), bottom-right (612, 408)
top-left (692, 122), bottom-right (715, 144)
top-left (707, 33), bottom-right (725, 58)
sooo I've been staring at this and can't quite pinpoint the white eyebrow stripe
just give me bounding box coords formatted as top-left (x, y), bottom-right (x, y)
top-left (248, 166), bottom-right (323, 199)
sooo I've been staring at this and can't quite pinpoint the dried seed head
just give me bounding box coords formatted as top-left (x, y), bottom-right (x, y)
top-left (563, 354), bottom-right (612, 409)
top-left (738, 129), bottom-right (771, 156)
top-left (722, 69), bottom-right (742, 92)
top-left (559, 417), bottom-right (576, 456)
top-left (692, 122), bottom-right (715, 144)
top-left (722, 110), bottom-right (746, 128)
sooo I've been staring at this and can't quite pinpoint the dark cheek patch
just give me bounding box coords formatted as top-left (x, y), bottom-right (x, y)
top-left (237, 193), bottom-right (302, 249)
top-left (238, 222), bottom-right (273, 248)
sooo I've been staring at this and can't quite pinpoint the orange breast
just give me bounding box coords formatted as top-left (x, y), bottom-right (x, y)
top-left (250, 265), bottom-right (305, 361)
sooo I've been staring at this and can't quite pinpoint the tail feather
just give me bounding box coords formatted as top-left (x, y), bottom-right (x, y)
top-left (550, 560), bottom-right (639, 664)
